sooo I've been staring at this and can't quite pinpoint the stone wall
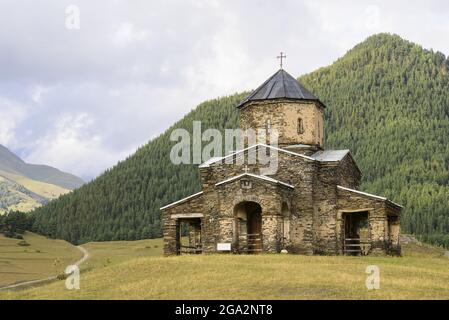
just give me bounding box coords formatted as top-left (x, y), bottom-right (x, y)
top-left (188, 220), bottom-right (202, 248)
top-left (313, 162), bottom-right (339, 254)
top-left (161, 193), bottom-right (203, 256)
top-left (239, 99), bottom-right (324, 148)
top-left (214, 176), bottom-right (293, 253)
top-left (336, 154), bottom-right (362, 189)
top-left (337, 188), bottom-right (401, 255)
top-left (163, 145), bottom-right (400, 256)
top-left (200, 147), bottom-right (318, 254)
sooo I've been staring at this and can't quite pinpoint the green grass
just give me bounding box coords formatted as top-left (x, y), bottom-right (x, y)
top-left (1, 239), bottom-right (448, 300)
top-left (0, 232), bottom-right (82, 287)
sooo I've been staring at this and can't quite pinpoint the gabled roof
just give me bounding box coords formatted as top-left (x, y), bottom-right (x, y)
top-left (237, 69), bottom-right (322, 108)
top-left (198, 157), bottom-right (223, 168)
top-left (312, 150), bottom-right (362, 175)
top-left (198, 143), bottom-right (315, 168)
top-left (337, 186), bottom-right (403, 208)
top-left (215, 173), bottom-right (294, 189)
top-left (311, 150), bottom-right (350, 162)
top-left (160, 191), bottom-right (203, 210)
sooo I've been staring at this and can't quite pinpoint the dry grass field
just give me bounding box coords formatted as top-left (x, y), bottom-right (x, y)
top-left (0, 232), bottom-right (82, 287)
top-left (0, 170), bottom-right (69, 200)
top-left (1, 238), bottom-right (448, 300)
top-left (80, 238), bottom-right (163, 271)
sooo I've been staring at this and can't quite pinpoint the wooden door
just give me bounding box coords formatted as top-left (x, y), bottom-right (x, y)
top-left (247, 211), bottom-right (262, 253)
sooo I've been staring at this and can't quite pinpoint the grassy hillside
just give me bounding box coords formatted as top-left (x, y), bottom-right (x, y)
top-left (0, 170), bottom-right (69, 200)
top-left (0, 144), bottom-right (81, 213)
top-left (31, 33), bottom-right (449, 247)
top-left (1, 241), bottom-right (448, 300)
top-left (0, 232), bottom-right (82, 287)
top-left (0, 144), bottom-right (84, 190)
top-left (0, 176), bottom-right (42, 214)
top-left (0, 170), bottom-right (70, 214)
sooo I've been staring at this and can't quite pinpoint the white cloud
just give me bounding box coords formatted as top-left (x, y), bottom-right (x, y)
top-left (112, 22), bottom-right (150, 47)
top-left (31, 85), bottom-right (52, 104)
top-left (23, 113), bottom-right (135, 179)
top-left (0, 97), bottom-right (25, 145)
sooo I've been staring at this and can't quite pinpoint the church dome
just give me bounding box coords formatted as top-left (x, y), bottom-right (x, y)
top-left (237, 69), bottom-right (324, 108)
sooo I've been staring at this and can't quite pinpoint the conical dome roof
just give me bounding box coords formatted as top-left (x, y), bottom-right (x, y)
top-left (237, 69), bottom-right (323, 108)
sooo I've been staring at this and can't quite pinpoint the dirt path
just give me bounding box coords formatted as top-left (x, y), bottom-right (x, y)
top-left (75, 245), bottom-right (89, 266)
top-left (0, 245), bottom-right (89, 291)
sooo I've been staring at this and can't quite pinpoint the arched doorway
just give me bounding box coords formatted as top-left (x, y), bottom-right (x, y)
top-left (234, 201), bottom-right (262, 253)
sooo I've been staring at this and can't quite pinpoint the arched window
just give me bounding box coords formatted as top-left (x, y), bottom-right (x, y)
top-left (317, 119), bottom-right (320, 139)
top-left (266, 118), bottom-right (271, 134)
top-left (297, 117), bottom-right (305, 134)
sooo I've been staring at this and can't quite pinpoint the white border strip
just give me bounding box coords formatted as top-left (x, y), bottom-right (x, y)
top-left (216, 173), bottom-right (294, 189)
top-left (337, 186), bottom-right (403, 208)
top-left (160, 191), bottom-right (204, 210)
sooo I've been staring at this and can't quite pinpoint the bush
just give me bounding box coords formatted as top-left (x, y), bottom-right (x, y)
top-left (57, 273), bottom-right (67, 280)
top-left (17, 240), bottom-right (30, 246)
top-left (3, 231), bottom-right (15, 238)
top-left (3, 231), bottom-right (23, 239)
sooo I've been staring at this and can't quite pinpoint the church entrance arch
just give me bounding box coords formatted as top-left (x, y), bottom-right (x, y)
top-left (234, 201), bottom-right (262, 253)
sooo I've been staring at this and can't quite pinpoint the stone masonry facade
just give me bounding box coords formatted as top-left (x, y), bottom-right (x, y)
top-left (161, 69), bottom-right (402, 256)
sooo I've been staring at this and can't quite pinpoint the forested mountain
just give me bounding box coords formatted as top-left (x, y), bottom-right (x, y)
top-left (31, 33), bottom-right (449, 247)
top-left (32, 95), bottom-right (244, 243)
top-left (0, 145), bottom-right (84, 213)
top-left (300, 34), bottom-right (449, 246)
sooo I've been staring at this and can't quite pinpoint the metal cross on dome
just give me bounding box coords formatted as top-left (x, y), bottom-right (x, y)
top-left (277, 52), bottom-right (286, 69)
top-left (243, 165), bottom-right (250, 174)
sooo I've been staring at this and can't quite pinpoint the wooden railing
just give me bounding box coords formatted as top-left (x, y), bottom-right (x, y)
top-left (242, 233), bottom-right (262, 253)
top-left (343, 238), bottom-right (371, 255)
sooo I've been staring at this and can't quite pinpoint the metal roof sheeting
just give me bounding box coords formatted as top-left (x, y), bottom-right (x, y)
top-left (311, 150), bottom-right (350, 162)
top-left (237, 69), bottom-right (321, 108)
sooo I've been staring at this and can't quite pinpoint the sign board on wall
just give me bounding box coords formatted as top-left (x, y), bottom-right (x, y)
top-left (217, 243), bottom-right (231, 251)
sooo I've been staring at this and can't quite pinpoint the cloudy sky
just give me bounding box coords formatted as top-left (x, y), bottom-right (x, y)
top-left (0, 0), bottom-right (448, 180)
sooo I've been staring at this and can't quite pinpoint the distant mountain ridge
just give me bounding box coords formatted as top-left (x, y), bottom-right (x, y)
top-left (0, 144), bottom-right (84, 213)
top-left (0, 145), bottom-right (84, 190)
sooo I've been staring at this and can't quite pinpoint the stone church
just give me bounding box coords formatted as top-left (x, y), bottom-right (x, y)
top-left (161, 68), bottom-right (402, 256)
